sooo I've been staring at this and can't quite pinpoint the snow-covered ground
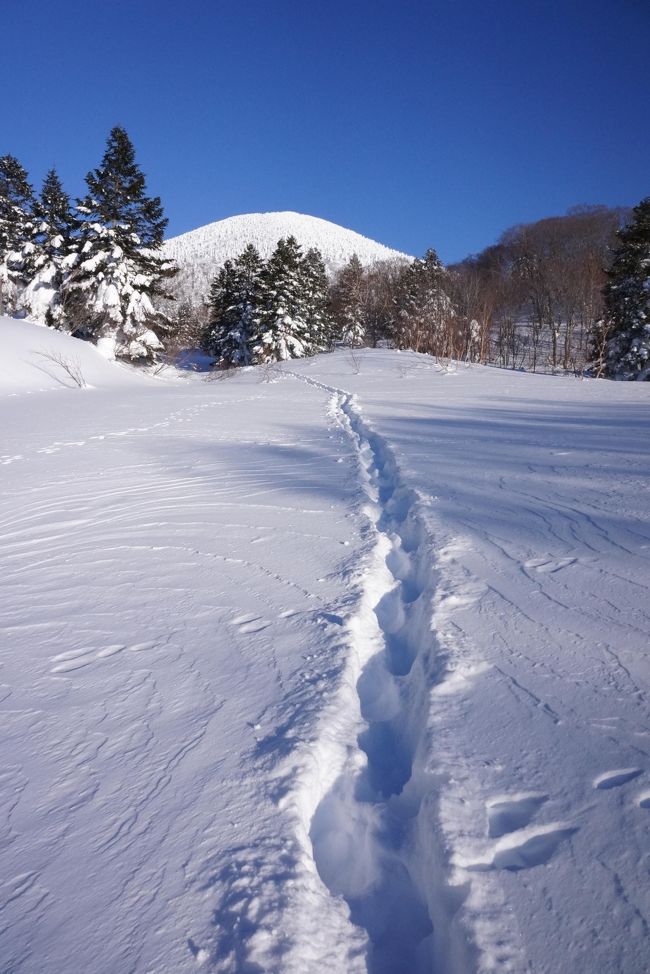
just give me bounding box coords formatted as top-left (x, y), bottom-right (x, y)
top-left (163, 211), bottom-right (410, 306)
top-left (1, 318), bottom-right (649, 974)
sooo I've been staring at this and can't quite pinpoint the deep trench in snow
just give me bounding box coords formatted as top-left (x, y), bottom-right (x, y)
top-left (287, 373), bottom-right (472, 974)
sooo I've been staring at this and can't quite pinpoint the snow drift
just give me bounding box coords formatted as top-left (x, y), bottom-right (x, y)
top-left (0, 317), bottom-right (152, 395)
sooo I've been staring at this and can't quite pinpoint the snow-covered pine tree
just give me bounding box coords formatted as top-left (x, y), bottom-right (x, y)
top-left (394, 248), bottom-right (451, 354)
top-left (603, 197), bottom-right (650, 380)
top-left (20, 168), bottom-right (78, 326)
top-left (204, 244), bottom-right (263, 366)
top-left (61, 126), bottom-right (177, 362)
top-left (204, 259), bottom-right (236, 358)
top-left (0, 155), bottom-right (35, 315)
top-left (174, 300), bottom-right (199, 346)
top-left (331, 253), bottom-right (366, 345)
top-left (300, 247), bottom-right (333, 352)
top-left (254, 236), bottom-right (311, 362)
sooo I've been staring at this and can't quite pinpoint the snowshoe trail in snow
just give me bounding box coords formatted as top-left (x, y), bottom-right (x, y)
top-left (283, 372), bottom-right (472, 974)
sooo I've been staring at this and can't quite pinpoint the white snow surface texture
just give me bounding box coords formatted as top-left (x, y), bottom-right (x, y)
top-left (1, 316), bottom-right (650, 974)
top-left (163, 211), bottom-right (411, 304)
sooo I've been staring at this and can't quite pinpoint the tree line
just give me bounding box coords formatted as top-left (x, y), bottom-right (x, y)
top-left (1, 127), bottom-right (648, 378)
top-left (203, 202), bottom-right (650, 381)
top-left (202, 244), bottom-right (455, 366)
top-left (454, 200), bottom-right (650, 380)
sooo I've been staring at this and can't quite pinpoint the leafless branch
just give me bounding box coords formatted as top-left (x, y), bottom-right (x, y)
top-left (32, 348), bottom-right (87, 388)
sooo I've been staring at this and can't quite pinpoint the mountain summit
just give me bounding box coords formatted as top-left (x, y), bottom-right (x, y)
top-left (163, 211), bottom-right (410, 305)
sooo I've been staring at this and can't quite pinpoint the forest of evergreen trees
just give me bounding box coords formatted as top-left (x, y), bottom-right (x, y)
top-left (1, 128), bottom-right (648, 378)
top-left (0, 128), bottom-right (176, 362)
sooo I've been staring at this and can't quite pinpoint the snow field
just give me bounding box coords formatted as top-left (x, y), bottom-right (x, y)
top-left (303, 354), bottom-right (650, 974)
top-left (1, 321), bottom-right (649, 973)
top-left (0, 344), bottom-right (373, 972)
top-left (0, 317), bottom-right (150, 398)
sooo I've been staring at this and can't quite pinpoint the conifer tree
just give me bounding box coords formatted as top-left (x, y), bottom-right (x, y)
top-left (332, 253), bottom-right (366, 345)
top-left (204, 244), bottom-right (263, 366)
top-left (20, 168), bottom-right (78, 325)
top-left (300, 247), bottom-right (332, 352)
top-left (254, 236), bottom-right (311, 362)
top-left (602, 197), bottom-right (650, 380)
top-left (394, 248), bottom-right (450, 353)
top-left (174, 300), bottom-right (198, 346)
top-left (61, 126), bottom-right (176, 361)
top-left (0, 155), bottom-right (35, 314)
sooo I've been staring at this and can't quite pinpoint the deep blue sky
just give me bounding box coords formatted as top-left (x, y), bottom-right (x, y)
top-left (3, 0), bottom-right (648, 262)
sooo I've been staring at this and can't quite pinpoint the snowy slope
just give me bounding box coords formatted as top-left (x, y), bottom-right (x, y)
top-left (0, 317), bottom-right (152, 395)
top-left (1, 328), bottom-right (649, 974)
top-left (163, 211), bottom-right (411, 305)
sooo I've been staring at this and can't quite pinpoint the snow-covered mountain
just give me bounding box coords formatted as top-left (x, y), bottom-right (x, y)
top-left (163, 211), bottom-right (411, 306)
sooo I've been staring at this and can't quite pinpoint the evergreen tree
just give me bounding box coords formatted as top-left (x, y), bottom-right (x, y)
top-left (603, 197), bottom-right (650, 380)
top-left (394, 248), bottom-right (450, 353)
top-left (204, 244), bottom-right (263, 366)
top-left (174, 300), bottom-right (199, 346)
top-left (332, 253), bottom-right (366, 345)
top-left (20, 168), bottom-right (78, 326)
top-left (300, 247), bottom-right (333, 352)
top-left (0, 155), bottom-right (34, 314)
top-left (61, 126), bottom-right (176, 361)
top-left (254, 236), bottom-right (311, 362)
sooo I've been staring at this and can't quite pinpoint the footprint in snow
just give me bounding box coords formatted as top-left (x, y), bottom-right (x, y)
top-left (486, 792), bottom-right (549, 839)
top-left (50, 641), bottom-right (152, 673)
top-left (96, 644), bottom-right (126, 658)
top-left (51, 650), bottom-right (96, 673)
top-left (637, 792), bottom-right (650, 809)
top-left (230, 613), bottom-right (271, 634)
top-left (525, 556), bottom-right (577, 574)
top-left (459, 823), bottom-right (577, 873)
top-left (593, 768), bottom-right (642, 790)
top-left (454, 790), bottom-right (576, 873)
top-left (128, 640), bottom-right (158, 653)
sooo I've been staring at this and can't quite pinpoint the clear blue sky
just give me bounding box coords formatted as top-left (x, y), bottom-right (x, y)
top-left (4, 0), bottom-right (648, 263)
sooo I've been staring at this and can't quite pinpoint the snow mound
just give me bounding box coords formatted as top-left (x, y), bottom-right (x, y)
top-left (163, 211), bottom-right (411, 306)
top-left (0, 317), bottom-right (151, 395)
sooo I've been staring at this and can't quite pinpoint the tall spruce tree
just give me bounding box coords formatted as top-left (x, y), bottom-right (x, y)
top-left (603, 197), bottom-right (650, 380)
top-left (332, 253), bottom-right (366, 345)
top-left (254, 236), bottom-right (311, 362)
top-left (394, 248), bottom-right (450, 353)
top-left (0, 155), bottom-right (35, 314)
top-left (61, 126), bottom-right (176, 361)
top-left (204, 244), bottom-right (263, 366)
top-left (300, 247), bottom-right (332, 352)
top-left (20, 168), bottom-right (78, 326)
